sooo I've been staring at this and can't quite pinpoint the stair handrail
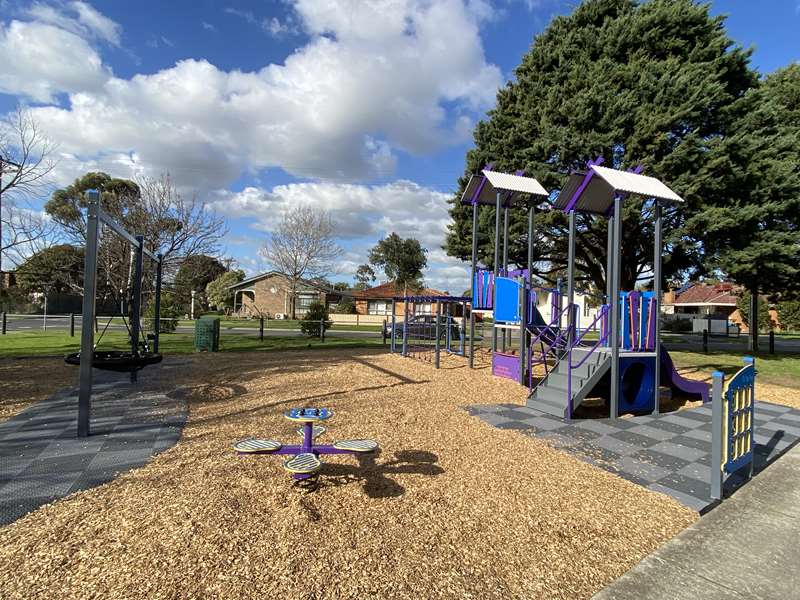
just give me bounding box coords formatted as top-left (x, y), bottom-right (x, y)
top-left (567, 303), bottom-right (610, 420)
top-left (527, 302), bottom-right (573, 389)
top-left (569, 303), bottom-right (611, 370)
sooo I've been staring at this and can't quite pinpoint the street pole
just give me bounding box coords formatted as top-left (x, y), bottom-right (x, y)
top-left (191, 289), bottom-right (196, 320)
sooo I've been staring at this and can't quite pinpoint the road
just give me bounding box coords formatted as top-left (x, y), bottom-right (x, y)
top-left (1, 316), bottom-right (380, 339)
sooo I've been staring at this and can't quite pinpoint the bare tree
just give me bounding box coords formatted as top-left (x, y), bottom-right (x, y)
top-left (261, 205), bottom-right (342, 319)
top-left (0, 106), bottom-right (58, 274)
top-left (44, 172), bottom-right (227, 307)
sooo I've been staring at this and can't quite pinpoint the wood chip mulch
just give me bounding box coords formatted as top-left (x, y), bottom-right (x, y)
top-left (0, 349), bottom-right (697, 599)
top-left (0, 358), bottom-right (76, 422)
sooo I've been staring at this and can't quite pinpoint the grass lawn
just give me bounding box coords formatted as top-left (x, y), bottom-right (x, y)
top-left (0, 330), bottom-right (383, 359)
top-left (671, 350), bottom-right (800, 389)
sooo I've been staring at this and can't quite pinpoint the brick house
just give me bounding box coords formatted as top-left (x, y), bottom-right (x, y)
top-left (351, 282), bottom-right (448, 316)
top-left (227, 271), bottom-right (346, 318)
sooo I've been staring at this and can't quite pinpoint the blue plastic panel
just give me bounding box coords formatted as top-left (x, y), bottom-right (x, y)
top-left (495, 277), bottom-right (521, 323)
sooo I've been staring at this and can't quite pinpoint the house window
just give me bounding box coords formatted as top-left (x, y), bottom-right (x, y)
top-left (297, 293), bottom-right (316, 311)
top-left (367, 300), bottom-right (390, 315)
top-left (415, 303), bottom-right (434, 315)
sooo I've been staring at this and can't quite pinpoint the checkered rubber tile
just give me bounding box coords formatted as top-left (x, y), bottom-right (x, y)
top-left (0, 361), bottom-right (187, 526)
top-left (468, 400), bottom-right (800, 513)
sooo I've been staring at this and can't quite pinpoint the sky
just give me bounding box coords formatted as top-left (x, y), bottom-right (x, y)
top-left (1, 0), bottom-right (798, 293)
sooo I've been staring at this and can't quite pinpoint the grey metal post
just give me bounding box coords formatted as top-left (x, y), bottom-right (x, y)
top-left (130, 235), bottom-right (144, 383)
top-left (70, 313), bottom-right (75, 337)
top-left (609, 196), bottom-right (622, 418)
top-left (390, 299), bottom-right (397, 353)
top-left (461, 300), bottom-right (467, 356)
top-left (434, 302), bottom-right (441, 368)
top-left (652, 201), bottom-right (662, 414)
top-left (78, 190), bottom-right (101, 437)
top-left (502, 205), bottom-right (509, 273)
top-left (749, 289), bottom-right (759, 352)
top-left (711, 370), bottom-right (725, 500)
top-left (401, 300), bottom-right (408, 357)
top-left (259, 316), bottom-right (264, 342)
top-left (1, 312), bottom-right (5, 335)
top-left (527, 201), bottom-right (535, 278)
top-left (320, 318), bottom-right (325, 342)
top-left (469, 201), bottom-right (478, 368)
top-left (153, 254), bottom-right (162, 353)
top-left (606, 216), bottom-right (613, 303)
top-left (566, 210), bottom-right (576, 347)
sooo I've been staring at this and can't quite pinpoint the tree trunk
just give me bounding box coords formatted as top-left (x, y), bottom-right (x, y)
top-left (289, 279), bottom-right (297, 320)
top-left (749, 282), bottom-right (759, 352)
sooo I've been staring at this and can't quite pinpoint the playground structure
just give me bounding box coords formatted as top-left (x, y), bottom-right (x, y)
top-left (394, 162), bottom-right (711, 420)
top-left (234, 407), bottom-right (378, 489)
top-left (389, 295), bottom-right (469, 368)
top-left (67, 189), bottom-right (164, 437)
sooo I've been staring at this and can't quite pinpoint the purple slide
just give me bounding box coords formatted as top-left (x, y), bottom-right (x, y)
top-left (660, 346), bottom-right (710, 403)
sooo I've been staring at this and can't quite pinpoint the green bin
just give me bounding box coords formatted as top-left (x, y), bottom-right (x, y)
top-left (194, 316), bottom-right (220, 352)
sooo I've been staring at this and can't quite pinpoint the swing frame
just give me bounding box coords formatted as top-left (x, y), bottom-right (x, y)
top-left (74, 189), bottom-right (163, 437)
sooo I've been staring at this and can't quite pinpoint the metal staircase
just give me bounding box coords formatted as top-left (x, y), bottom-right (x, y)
top-left (527, 347), bottom-right (610, 418)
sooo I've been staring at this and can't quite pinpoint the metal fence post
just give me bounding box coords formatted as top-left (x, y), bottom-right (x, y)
top-left (70, 313), bottom-right (75, 337)
top-left (320, 318), bottom-right (325, 342)
top-left (259, 316), bottom-right (264, 342)
top-left (702, 329), bottom-right (708, 353)
top-left (1, 312), bottom-right (5, 335)
top-left (769, 330), bottom-right (774, 355)
top-left (710, 370), bottom-right (725, 501)
top-left (382, 319), bottom-right (387, 346)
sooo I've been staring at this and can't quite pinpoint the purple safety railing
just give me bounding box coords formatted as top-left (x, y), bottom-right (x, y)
top-left (567, 303), bottom-right (611, 420)
top-left (527, 302), bottom-right (573, 389)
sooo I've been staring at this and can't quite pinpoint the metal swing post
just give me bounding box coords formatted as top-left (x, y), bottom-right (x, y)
top-left (153, 254), bottom-right (163, 353)
top-left (130, 235), bottom-right (144, 383)
top-left (78, 191), bottom-right (101, 437)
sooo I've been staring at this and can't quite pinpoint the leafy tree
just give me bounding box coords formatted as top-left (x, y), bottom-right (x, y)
top-left (354, 264), bottom-right (376, 289)
top-left (299, 301), bottom-right (331, 337)
top-left (736, 292), bottom-right (771, 333)
top-left (333, 299), bottom-right (357, 314)
top-left (15, 245), bottom-right (83, 294)
top-left (332, 282), bottom-right (350, 291)
top-left (445, 0), bottom-right (756, 292)
top-left (206, 270), bottom-right (245, 312)
top-left (777, 299), bottom-right (800, 332)
top-left (689, 64), bottom-right (800, 349)
top-left (45, 171), bottom-right (225, 306)
top-left (144, 292), bottom-right (180, 333)
top-left (368, 233), bottom-right (427, 292)
top-left (174, 255), bottom-right (226, 310)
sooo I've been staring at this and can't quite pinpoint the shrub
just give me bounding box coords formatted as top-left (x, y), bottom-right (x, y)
top-left (300, 301), bottom-right (331, 337)
top-left (144, 292), bottom-right (180, 333)
top-left (333, 299), bottom-right (357, 314)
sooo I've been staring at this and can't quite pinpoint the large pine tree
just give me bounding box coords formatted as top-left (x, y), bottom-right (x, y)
top-left (688, 64), bottom-right (800, 348)
top-left (446, 0), bottom-right (756, 292)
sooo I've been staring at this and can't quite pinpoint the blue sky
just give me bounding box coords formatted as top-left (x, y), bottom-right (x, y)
top-left (1, 0), bottom-right (798, 292)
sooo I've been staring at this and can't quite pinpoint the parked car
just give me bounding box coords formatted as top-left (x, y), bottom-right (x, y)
top-left (384, 315), bottom-right (462, 341)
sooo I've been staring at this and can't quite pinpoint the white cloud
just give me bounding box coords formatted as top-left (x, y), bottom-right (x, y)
top-left (8, 0), bottom-right (500, 185)
top-left (26, 1), bottom-right (121, 46)
top-left (210, 179), bottom-right (470, 291)
top-left (70, 1), bottom-right (121, 45)
top-left (202, 21), bottom-right (216, 32)
top-left (0, 20), bottom-right (110, 102)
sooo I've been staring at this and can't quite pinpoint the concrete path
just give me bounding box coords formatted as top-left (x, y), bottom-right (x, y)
top-left (593, 444), bottom-right (800, 599)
